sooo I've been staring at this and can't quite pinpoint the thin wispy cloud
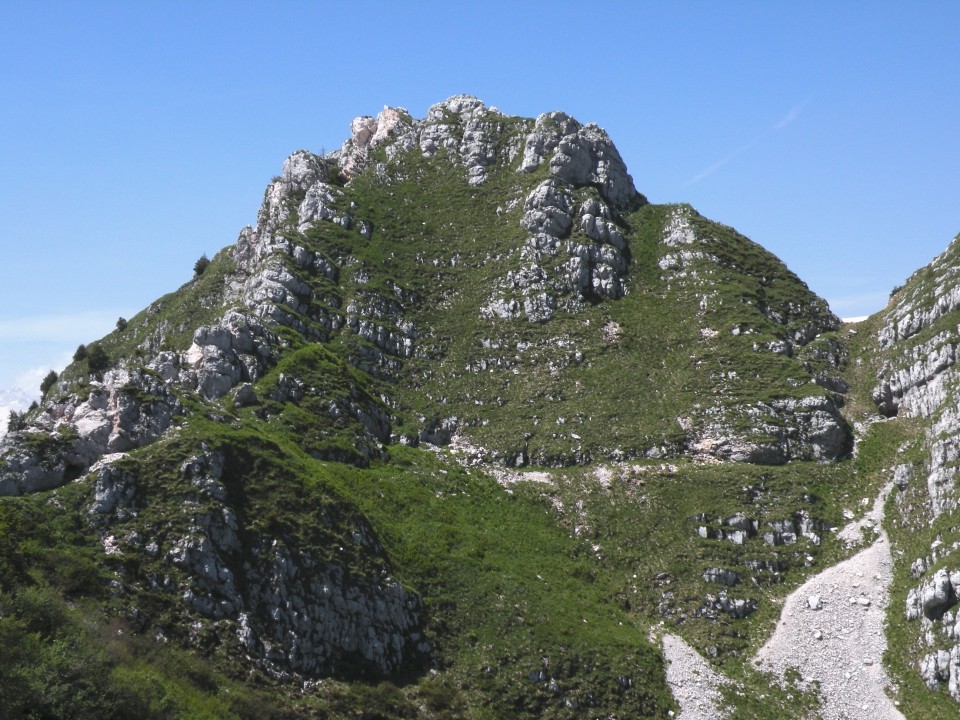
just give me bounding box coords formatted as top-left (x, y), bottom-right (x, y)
top-left (0, 311), bottom-right (128, 391)
top-left (15, 355), bottom-right (73, 391)
top-left (684, 139), bottom-right (760, 186)
top-left (0, 311), bottom-right (122, 343)
top-left (684, 99), bottom-right (811, 186)
top-left (774, 101), bottom-right (806, 130)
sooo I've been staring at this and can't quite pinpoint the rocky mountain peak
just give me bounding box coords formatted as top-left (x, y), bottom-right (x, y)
top-left (16, 96), bottom-right (959, 719)
top-left (0, 96), bottom-right (852, 496)
top-left (335, 94), bottom-right (643, 210)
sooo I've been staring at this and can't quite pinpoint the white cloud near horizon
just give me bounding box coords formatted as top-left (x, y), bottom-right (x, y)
top-left (14, 354), bottom-right (74, 393)
top-left (0, 310), bottom-right (129, 392)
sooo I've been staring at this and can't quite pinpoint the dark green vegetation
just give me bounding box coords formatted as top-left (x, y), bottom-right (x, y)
top-left (0, 100), bottom-right (937, 718)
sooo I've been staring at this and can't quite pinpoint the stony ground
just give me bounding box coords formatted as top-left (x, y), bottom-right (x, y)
top-left (754, 484), bottom-right (904, 720)
top-left (660, 632), bottom-right (729, 719)
top-left (662, 484), bottom-right (905, 719)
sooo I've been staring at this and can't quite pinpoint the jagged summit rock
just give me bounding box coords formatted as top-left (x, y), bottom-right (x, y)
top-left (336, 95), bottom-right (644, 208)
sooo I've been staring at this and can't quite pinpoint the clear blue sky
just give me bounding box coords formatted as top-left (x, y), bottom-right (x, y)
top-left (3, 1), bottom-right (960, 394)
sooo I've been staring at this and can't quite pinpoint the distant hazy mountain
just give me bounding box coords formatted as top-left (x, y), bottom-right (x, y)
top-left (0, 387), bottom-right (33, 436)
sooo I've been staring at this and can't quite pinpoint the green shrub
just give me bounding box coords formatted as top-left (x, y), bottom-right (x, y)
top-left (6, 411), bottom-right (25, 432)
top-left (40, 370), bottom-right (58, 396)
top-left (87, 344), bottom-right (110, 378)
top-left (193, 254), bottom-right (211, 276)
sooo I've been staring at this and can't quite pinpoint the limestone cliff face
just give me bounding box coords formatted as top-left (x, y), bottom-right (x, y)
top-left (866, 235), bottom-right (960, 702)
top-left (87, 448), bottom-right (429, 680)
top-left (873, 236), bottom-right (960, 516)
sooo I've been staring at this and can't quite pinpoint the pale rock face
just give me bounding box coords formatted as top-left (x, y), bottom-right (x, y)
top-left (0, 368), bottom-right (183, 496)
top-left (182, 312), bottom-right (281, 401)
top-left (520, 112), bottom-right (641, 211)
top-left (519, 112), bottom-right (581, 173)
top-left (689, 395), bottom-right (850, 465)
top-left (340, 106), bottom-right (412, 178)
top-left (873, 239), bottom-right (960, 518)
top-left (89, 460), bottom-right (135, 516)
top-left (906, 567), bottom-right (960, 699)
top-left (417, 96), bottom-right (501, 185)
top-left (258, 150), bottom-right (333, 236)
top-left (521, 180), bottom-right (573, 237)
top-left (879, 237), bottom-right (960, 351)
top-left (424, 94), bottom-right (487, 121)
top-left (703, 567), bottom-right (742, 586)
top-left (297, 182), bottom-right (345, 234)
top-left (350, 116), bottom-right (377, 148)
top-left (483, 176), bottom-right (631, 322)
top-left (282, 149), bottom-right (326, 191)
top-left (0, 449), bottom-right (66, 496)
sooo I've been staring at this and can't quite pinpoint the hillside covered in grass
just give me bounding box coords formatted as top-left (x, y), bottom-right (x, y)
top-left (2, 95), bottom-right (958, 718)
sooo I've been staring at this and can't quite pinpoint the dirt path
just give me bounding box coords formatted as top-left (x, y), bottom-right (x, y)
top-left (753, 484), bottom-right (904, 719)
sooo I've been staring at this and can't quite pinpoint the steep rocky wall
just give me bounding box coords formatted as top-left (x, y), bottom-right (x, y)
top-left (87, 447), bottom-right (430, 680)
top-left (873, 239), bottom-right (960, 517)
top-left (869, 234), bottom-right (960, 703)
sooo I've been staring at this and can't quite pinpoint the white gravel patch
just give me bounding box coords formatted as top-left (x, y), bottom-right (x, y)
top-left (753, 484), bottom-right (904, 720)
top-left (661, 633), bottom-right (729, 719)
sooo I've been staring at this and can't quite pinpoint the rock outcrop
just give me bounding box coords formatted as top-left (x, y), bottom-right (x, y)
top-left (88, 449), bottom-right (430, 679)
top-left (873, 237), bottom-right (960, 516)
top-left (0, 369), bottom-right (182, 495)
top-left (905, 567), bottom-right (960, 699)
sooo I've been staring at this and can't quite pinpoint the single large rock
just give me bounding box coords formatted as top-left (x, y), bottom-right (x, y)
top-left (906, 568), bottom-right (959, 620)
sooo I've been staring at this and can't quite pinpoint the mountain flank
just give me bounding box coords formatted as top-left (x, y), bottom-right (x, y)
top-left (0, 95), bottom-right (958, 718)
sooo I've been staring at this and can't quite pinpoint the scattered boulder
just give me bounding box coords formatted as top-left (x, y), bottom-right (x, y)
top-left (703, 568), bottom-right (742, 586)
